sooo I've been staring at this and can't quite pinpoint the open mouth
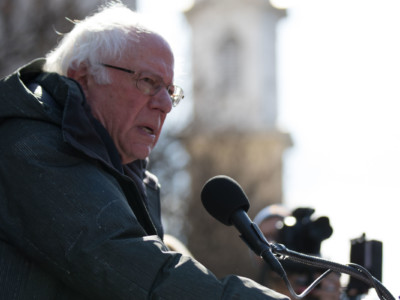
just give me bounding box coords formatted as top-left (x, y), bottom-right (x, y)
top-left (142, 126), bottom-right (154, 135)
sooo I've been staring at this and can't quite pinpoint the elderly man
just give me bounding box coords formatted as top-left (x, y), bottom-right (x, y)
top-left (0, 2), bottom-right (289, 300)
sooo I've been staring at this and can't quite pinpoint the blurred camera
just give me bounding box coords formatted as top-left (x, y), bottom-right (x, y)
top-left (276, 207), bottom-right (333, 256)
top-left (346, 233), bottom-right (382, 298)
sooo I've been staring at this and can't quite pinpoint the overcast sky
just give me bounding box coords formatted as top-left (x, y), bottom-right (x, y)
top-left (278, 1), bottom-right (400, 296)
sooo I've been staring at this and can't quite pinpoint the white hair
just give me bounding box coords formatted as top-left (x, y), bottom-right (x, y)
top-left (43, 1), bottom-right (158, 84)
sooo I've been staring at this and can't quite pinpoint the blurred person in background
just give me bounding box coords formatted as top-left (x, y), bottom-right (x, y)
top-left (253, 205), bottom-right (341, 300)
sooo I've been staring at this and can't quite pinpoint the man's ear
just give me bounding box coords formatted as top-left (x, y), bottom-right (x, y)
top-left (67, 63), bottom-right (90, 96)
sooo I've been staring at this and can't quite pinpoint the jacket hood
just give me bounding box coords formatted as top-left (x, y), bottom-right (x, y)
top-left (0, 59), bottom-right (61, 123)
top-left (0, 59), bottom-right (123, 169)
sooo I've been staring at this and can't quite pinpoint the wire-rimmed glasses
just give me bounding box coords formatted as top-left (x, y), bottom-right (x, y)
top-left (100, 63), bottom-right (184, 107)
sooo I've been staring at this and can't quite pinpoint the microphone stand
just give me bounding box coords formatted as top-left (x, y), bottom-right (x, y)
top-left (199, 175), bottom-right (394, 299)
top-left (266, 243), bottom-right (395, 300)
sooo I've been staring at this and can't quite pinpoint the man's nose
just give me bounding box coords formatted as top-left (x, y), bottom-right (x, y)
top-left (149, 88), bottom-right (173, 113)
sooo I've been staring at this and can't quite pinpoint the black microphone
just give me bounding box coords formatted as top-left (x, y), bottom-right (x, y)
top-left (201, 175), bottom-right (285, 277)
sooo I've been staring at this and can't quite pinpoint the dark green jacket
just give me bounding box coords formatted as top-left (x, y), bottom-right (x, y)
top-left (0, 60), bottom-right (289, 300)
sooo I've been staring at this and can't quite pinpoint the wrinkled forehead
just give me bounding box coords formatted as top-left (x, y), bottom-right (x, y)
top-left (124, 33), bottom-right (174, 78)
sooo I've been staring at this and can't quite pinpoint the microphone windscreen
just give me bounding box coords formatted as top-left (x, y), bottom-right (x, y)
top-left (201, 175), bottom-right (250, 226)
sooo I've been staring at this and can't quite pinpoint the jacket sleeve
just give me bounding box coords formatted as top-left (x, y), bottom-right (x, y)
top-left (0, 120), bottom-right (289, 300)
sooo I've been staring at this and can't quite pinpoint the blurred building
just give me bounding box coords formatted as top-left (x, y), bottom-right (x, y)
top-left (183, 0), bottom-right (292, 279)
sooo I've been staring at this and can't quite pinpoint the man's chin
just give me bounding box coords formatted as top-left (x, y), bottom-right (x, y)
top-left (122, 146), bottom-right (153, 164)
